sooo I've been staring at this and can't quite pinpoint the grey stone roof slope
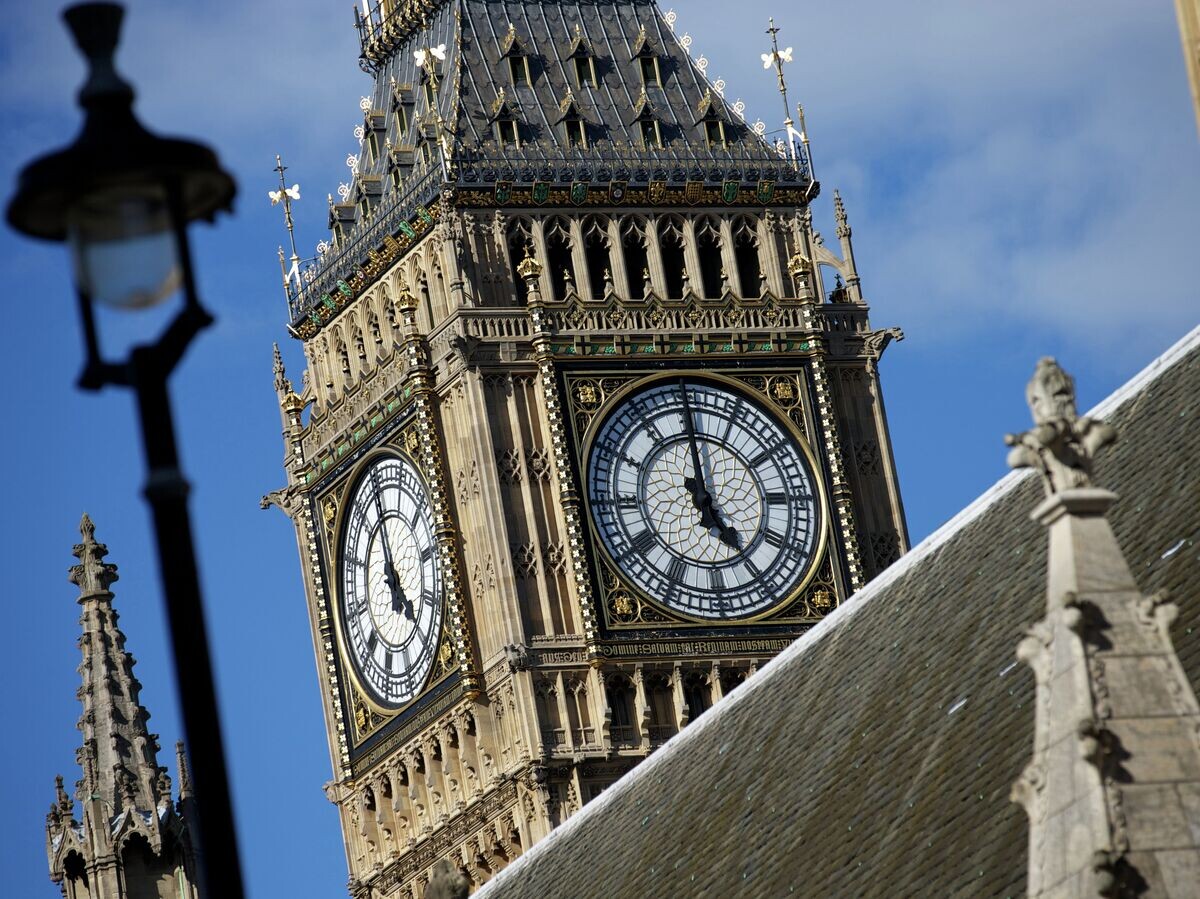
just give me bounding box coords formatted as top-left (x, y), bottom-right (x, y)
top-left (477, 326), bottom-right (1200, 899)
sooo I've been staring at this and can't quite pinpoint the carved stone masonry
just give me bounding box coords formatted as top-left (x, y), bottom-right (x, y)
top-left (1008, 360), bottom-right (1200, 898)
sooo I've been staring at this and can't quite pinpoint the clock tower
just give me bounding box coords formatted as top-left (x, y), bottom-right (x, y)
top-left (265, 1), bottom-right (906, 895)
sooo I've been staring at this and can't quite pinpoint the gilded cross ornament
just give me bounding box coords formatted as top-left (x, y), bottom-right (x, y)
top-left (1004, 357), bottom-right (1117, 495)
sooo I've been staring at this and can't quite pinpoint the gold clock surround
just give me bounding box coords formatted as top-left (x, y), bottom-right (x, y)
top-left (325, 444), bottom-right (458, 731)
top-left (572, 369), bottom-right (833, 628)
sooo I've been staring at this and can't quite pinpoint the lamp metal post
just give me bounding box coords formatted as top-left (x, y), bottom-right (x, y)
top-left (7, 5), bottom-right (245, 898)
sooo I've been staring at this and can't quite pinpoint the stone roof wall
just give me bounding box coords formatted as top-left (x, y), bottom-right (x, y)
top-left (475, 326), bottom-right (1200, 898)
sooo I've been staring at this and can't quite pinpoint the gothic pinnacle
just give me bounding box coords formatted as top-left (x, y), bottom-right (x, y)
top-left (176, 741), bottom-right (194, 800)
top-left (834, 189), bottom-right (851, 239)
top-left (69, 513), bottom-right (119, 600)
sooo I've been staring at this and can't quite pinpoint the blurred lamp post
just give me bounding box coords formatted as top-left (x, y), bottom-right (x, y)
top-left (6, 4), bottom-right (244, 897)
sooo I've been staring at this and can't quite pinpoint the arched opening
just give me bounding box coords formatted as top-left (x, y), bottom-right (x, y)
top-left (506, 219), bottom-right (533, 305)
top-left (63, 852), bottom-right (91, 899)
top-left (564, 678), bottom-right (593, 747)
top-left (695, 217), bottom-right (724, 298)
top-left (621, 218), bottom-right (649, 299)
top-left (644, 672), bottom-right (677, 742)
top-left (582, 216), bottom-right (611, 299)
top-left (605, 674), bottom-right (638, 747)
top-left (683, 671), bottom-right (712, 723)
top-left (534, 676), bottom-right (565, 750)
top-left (657, 217), bottom-right (686, 299)
top-left (544, 218), bottom-right (576, 302)
top-left (720, 667), bottom-right (748, 695)
top-left (120, 834), bottom-right (174, 899)
top-left (732, 216), bottom-right (763, 298)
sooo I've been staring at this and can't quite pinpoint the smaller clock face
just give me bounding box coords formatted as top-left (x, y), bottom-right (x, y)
top-left (586, 377), bottom-right (822, 620)
top-left (339, 455), bottom-right (442, 709)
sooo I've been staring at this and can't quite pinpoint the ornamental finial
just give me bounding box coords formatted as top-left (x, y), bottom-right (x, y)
top-left (516, 242), bottom-right (543, 282)
top-left (70, 513), bottom-right (119, 599)
top-left (1004, 358), bottom-right (1117, 495)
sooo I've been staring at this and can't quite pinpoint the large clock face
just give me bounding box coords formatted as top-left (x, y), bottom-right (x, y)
top-left (586, 377), bottom-right (822, 620)
top-left (339, 455), bottom-right (443, 709)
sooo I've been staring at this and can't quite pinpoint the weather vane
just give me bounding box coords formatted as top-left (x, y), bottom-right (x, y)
top-left (269, 154), bottom-right (302, 297)
top-left (761, 19), bottom-right (812, 180)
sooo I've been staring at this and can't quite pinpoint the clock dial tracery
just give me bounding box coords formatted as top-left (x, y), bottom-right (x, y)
top-left (339, 454), bottom-right (443, 709)
top-left (586, 376), bottom-right (823, 620)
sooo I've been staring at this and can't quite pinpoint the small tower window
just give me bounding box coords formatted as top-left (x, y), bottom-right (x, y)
top-left (393, 105), bottom-right (408, 136)
top-left (422, 78), bottom-right (435, 104)
top-left (358, 196), bottom-right (371, 221)
top-left (366, 130), bottom-right (380, 163)
top-left (509, 54), bottom-right (530, 86)
top-left (639, 56), bottom-right (660, 86)
top-left (705, 118), bottom-right (725, 148)
top-left (639, 118), bottom-right (662, 149)
top-left (574, 56), bottom-right (596, 88)
top-left (496, 117), bottom-right (519, 147)
top-left (390, 167), bottom-right (402, 191)
top-left (564, 117), bottom-right (587, 148)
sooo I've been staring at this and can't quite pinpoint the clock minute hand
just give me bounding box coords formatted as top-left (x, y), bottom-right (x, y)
top-left (679, 383), bottom-right (740, 548)
top-left (678, 381), bottom-right (710, 513)
top-left (370, 472), bottom-right (415, 623)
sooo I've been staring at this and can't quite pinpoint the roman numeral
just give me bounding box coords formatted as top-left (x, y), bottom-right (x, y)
top-left (420, 545), bottom-right (435, 564)
top-left (765, 492), bottom-right (788, 505)
top-left (666, 557), bottom-right (686, 584)
top-left (366, 632), bottom-right (378, 656)
top-left (384, 650), bottom-right (394, 672)
top-left (708, 568), bottom-right (725, 591)
top-left (764, 528), bottom-right (785, 549)
top-left (749, 447), bottom-right (776, 469)
top-left (618, 495), bottom-right (638, 509)
top-left (630, 529), bottom-right (656, 554)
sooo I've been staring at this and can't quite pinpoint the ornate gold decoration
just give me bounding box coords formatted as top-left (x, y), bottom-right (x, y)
top-left (322, 495), bottom-right (338, 540)
top-left (352, 686), bottom-right (390, 743)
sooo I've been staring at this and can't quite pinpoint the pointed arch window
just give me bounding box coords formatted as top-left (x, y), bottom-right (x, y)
top-left (506, 218), bottom-right (534, 305)
top-left (683, 671), bottom-right (712, 722)
top-left (582, 216), bottom-right (611, 299)
top-left (695, 216), bottom-right (724, 298)
top-left (657, 216), bottom-right (686, 298)
top-left (732, 216), bottom-right (763, 298)
top-left (621, 217), bottom-right (650, 299)
top-left (605, 673), bottom-right (638, 747)
top-left (645, 673), bottom-right (677, 742)
top-left (544, 217), bottom-right (576, 302)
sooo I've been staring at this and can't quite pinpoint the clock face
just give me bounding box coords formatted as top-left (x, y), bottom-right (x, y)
top-left (339, 455), bottom-right (443, 709)
top-left (586, 377), bottom-right (822, 620)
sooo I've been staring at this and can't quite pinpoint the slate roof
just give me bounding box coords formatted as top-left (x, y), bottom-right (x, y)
top-left (475, 326), bottom-right (1200, 899)
top-left (294, 0), bottom-right (807, 325)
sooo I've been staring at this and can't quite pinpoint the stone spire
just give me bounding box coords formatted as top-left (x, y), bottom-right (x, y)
top-left (69, 513), bottom-right (165, 816)
top-left (1007, 360), bottom-right (1200, 896)
top-left (48, 515), bottom-right (198, 898)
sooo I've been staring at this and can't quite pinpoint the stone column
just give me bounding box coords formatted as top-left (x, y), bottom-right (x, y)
top-left (1008, 357), bottom-right (1200, 898)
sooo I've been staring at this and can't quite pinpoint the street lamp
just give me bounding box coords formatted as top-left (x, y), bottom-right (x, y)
top-left (7, 5), bottom-right (244, 898)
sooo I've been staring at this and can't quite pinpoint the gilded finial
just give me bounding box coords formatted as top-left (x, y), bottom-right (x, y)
top-left (516, 242), bottom-right (543, 282)
top-left (1005, 358), bottom-right (1118, 495)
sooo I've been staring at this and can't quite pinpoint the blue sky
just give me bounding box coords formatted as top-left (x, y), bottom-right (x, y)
top-left (1, 1), bottom-right (1196, 896)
